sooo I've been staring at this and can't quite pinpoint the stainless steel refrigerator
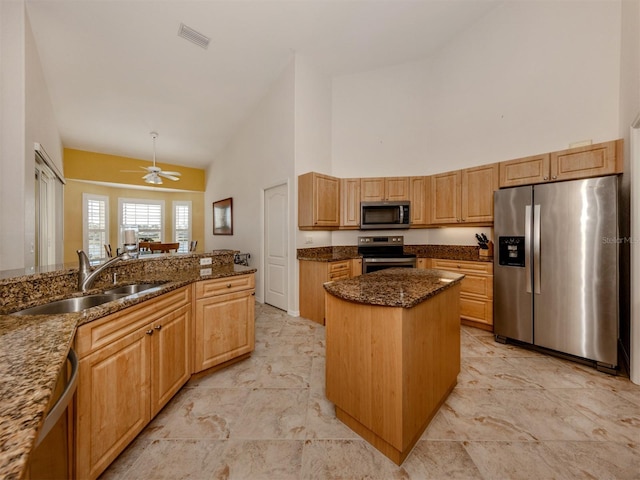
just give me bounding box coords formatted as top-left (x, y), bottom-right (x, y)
top-left (494, 175), bottom-right (619, 371)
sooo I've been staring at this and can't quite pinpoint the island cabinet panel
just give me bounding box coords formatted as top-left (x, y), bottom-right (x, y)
top-left (325, 284), bottom-right (461, 464)
top-left (193, 274), bottom-right (256, 373)
top-left (432, 259), bottom-right (493, 330)
top-left (75, 286), bottom-right (191, 480)
top-left (298, 172), bottom-right (340, 229)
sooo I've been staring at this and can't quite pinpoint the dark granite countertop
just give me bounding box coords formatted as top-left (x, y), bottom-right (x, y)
top-left (297, 244), bottom-right (493, 263)
top-left (0, 261), bottom-right (255, 480)
top-left (323, 268), bottom-right (465, 308)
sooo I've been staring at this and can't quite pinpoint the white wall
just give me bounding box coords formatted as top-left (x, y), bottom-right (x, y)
top-left (0, 1), bottom-right (27, 271)
top-left (205, 60), bottom-right (296, 307)
top-left (618, 0), bottom-right (640, 384)
top-left (330, 0), bottom-right (622, 247)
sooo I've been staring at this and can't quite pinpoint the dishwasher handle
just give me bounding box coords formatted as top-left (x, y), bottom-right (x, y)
top-left (35, 348), bottom-right (79, 447)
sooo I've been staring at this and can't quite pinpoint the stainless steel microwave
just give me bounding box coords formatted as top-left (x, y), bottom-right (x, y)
top-left (360, 201), bottom-right (411, 229)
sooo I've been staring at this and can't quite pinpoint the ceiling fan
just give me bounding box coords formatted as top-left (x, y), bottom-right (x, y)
top-left (123, 132), bottom-right (181, 185)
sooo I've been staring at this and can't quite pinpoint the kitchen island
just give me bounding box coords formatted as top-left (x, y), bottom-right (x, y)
top-left (324, 268), bottom-right (464, 465)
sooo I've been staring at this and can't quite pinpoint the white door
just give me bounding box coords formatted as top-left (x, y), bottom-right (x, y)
top-left (264, 183), bottom-right (288, 310)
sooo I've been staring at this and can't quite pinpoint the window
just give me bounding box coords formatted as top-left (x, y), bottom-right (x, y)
top-left (83, 194), bottom-right (109, 260)
top-left (173, 201), bottom-right (192, 253)
top-left (119, 199), bottom-right (164, 243)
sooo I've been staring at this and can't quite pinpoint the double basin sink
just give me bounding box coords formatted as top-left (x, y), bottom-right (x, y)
top-left (12, 283), bottom-right (166, 316)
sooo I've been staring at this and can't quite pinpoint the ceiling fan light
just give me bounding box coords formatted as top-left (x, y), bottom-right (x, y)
top-left (145, 175), bottom-right (163, 185)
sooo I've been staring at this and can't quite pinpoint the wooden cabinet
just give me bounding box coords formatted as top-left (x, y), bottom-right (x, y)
top-left (340, 178), bottom-right (361, 228)
top-left (298, 172), bottom-right (340, 229)
top-left (193, 274), bottom-right (255, 373)
top-left (351, 258), bottom-right (363, 277)
top-left (499, 139), bottom-right (622, 188)
top-left (361, 177), bottom-right (410, 201)
top-left (409, 176), bottom-right (429, 225)
top-left (431, 259), bottom-right (493, 331)
top-left (416, 258), bottom-right (430, 269)
top-left (300, 259), bottom-right (355, 324)
top-left (430, 164), bottom-right (498, 225)
top-left (75, 287), bottom-right (191, 480)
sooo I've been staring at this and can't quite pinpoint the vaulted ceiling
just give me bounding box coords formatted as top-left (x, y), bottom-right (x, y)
top-left (26, 0), bottom-right (500, 169)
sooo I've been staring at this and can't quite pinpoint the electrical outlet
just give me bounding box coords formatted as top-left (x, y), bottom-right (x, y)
top-left (200, 257), bottom-right (212, 266)
top-left (200, 267), bottom-right (212, 276)
top-left (305, 236), bottom-right (313, 244)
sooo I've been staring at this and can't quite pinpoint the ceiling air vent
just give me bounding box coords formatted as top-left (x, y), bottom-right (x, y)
top-left (177, 23), bottom-right (210, 49)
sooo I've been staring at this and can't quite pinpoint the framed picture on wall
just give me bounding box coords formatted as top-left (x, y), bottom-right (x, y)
top-left (213, 197), bottom-right (233, 235)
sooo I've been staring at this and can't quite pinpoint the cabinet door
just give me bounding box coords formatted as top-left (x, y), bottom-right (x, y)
top-left (340, 178), bottom-right (361, 227)
top-left (384, 177), bottom-right (410, 201)
top-left (430, 171), bottom-right (460, 224)
top-left (461, 164), bottom-right (499, 223)
top-left (298, 172), bottom-right (340, 228)
top-left (499, 154), bottom-right (550, 187)
top-left (194, 290), bottom-right (255, 373)
top-left (361, 178), bottom-right (385, 201)
top-left (551, 139), bottom-right (622, 182)
top-left (350, 258), bottom-right (363, 277)
top-left (416, 258), bottom-right (429, 269)
top-left (76, 330), bottom-right (150, 480)
top-left (151, 304), bottom-right (191, 417)
top-left (409, 176), bottom-right (428, 225)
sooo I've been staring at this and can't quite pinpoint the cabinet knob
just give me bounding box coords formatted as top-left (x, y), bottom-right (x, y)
top-left (552, 175), bottom-right (557, 179)
top-left (544, 176), bottom-right (549, 180)
top-left (227, 283), bottom-right (232, 288)
top-left (146, 329), bottom-right (154, 335)
top-left (154, 325), bottom-right (162, 331)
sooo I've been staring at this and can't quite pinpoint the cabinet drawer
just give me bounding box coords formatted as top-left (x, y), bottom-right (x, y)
top-left (328, 261), bottom-right (350, 275)
top-left (195, 274), bottom-right (255, 298)
top-left (328, 272), bottom-right (350, 281)
top-left (460, 274), bottom-right (493, 299)
top-left (76, 286), bottom-right (191, 357)
top-left (460, 296), bottom-right (493, 325)
top-left (431, 259), bottom-right (493, 275)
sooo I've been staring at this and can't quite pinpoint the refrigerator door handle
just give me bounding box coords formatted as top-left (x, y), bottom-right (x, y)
top-left (533, 204), bottom-right (541, 294)
top-left (525, 205), bottom-right (532, 294)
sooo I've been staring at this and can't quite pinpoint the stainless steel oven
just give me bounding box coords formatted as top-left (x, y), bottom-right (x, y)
top-left (358, 236), bottom-right (416, 274)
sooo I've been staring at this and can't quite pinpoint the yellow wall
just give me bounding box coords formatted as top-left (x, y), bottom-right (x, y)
top-left (64, 148), bottom-right (206, 192)
top-left (64, 180), bottom-right (205, 263)
top-left (63, 148), bottom-right (206, 263)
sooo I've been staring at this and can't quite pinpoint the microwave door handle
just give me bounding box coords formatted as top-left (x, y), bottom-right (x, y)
top-left (399, 205), bottom-right (404, 223)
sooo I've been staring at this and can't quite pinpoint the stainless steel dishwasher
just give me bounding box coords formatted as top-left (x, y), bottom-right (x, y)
top-left (27, 349), bottom-right (78, 479)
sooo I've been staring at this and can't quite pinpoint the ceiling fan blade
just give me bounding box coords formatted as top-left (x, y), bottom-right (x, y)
top-left (120, 169), bottom-right (145, 173)
top-left (159, 173), bottom-right (180, 181)
top-left (159, 170), bottom-right (181, 176)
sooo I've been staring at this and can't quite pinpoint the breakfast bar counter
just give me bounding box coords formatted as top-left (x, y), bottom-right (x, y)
top-left (324, 268), bottom-right (464, 465)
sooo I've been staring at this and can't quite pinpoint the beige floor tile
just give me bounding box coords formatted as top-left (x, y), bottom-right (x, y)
top-left (210, 440), bottom-right (304, 480)
top-left (402, 440), bottom-right (483, 479)
top-left (252, 355), bottom-right (312, 388)
top-left (304, 390), bottom-right (360, 440)
top-left (187, 355), bottom-right (264, 388)
top-left (232, 388), bottom-right (309, 439)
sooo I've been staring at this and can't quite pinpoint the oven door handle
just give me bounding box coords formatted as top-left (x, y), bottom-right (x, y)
top-left (364, 257), bottom-right (415, 263)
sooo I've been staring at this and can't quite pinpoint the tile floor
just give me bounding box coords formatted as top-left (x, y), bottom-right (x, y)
top-left (101, 302), bottom-right (640, 479)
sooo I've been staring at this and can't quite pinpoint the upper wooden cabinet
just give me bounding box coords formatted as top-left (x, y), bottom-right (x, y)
top-left (409, 176), bottom-right (429, 225)
top-left (499, 139), bottom-right (622, 188)
top-left (431, 164), bottom-right (498, 225)
top-left (340, 178), bottom-right (361, 228)
top-left (361, 177), bottom-right (410, 201)
top-left (298, 172), bottom-right (340, 229)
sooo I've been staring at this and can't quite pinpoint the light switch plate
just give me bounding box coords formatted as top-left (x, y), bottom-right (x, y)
top-left (200, 268), bottom-right (212, 276)
top-left (200, 257), bottom-right (212, 265)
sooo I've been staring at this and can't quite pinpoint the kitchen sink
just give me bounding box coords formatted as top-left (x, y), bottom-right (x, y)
top-left (102, 283), bottom-right (165, 295)
top-left (11, 293), bottom-right (127, 316)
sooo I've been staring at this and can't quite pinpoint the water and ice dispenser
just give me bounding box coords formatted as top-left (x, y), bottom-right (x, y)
top-left (498, 236), bottom-right (525, 267)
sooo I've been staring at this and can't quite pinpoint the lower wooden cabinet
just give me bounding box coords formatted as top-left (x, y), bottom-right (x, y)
top-left (431, 259), bottom-right (494, 331)
top-left (75, 287), bottom-right (191, 480)
top-left (300, 259), bottom-right (355, 325)
top-left (193, 274), bottom-right (256, 373)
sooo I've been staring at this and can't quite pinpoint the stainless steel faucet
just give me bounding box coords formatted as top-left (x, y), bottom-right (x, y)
top-left (77, 250), bottom-right (132, 292)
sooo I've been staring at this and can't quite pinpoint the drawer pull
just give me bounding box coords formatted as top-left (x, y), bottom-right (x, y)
top-left (154, 325), bottom-right (162, 331)
top-left (146, 329), bottom-right (154, 335)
